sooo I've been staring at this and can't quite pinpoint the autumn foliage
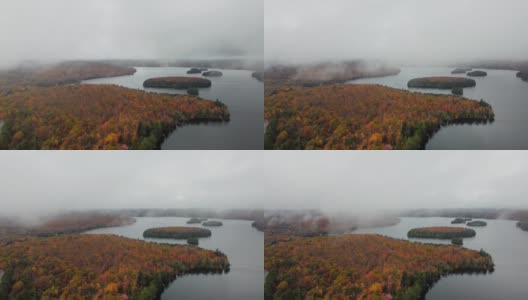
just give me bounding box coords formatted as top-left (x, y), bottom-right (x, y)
top-left (265, 84), bottom-right (494, 149)
top-left (265, 234), bottom-right (494, 300)
top-left (29, 213), bottom-right (136, 237)
top-left (0, 213), bottom-right (135, 240)
top-left (0, 62), bottom-right (136, 87)
top-left (0, 235), bottom-right (230, 300)
top-left (0, 84), bottom-right (230, 149)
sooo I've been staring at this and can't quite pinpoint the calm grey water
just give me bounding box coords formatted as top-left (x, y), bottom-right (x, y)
top-left (85, 217), bottom-right (264, 300)
top-left (83, 67), bottom-right (263, 150)
top-left (353, 217), bottom-right (528, 300)
top-left (350, 67), bottom-right (528, 149)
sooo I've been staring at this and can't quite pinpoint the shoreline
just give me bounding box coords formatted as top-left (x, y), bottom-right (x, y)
top-left (265, 83), bottom-right (495, 150)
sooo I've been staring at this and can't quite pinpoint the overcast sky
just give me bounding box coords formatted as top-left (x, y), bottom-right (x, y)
top-left (0, 0), bottom-right (263, 68)
top-left (265, 0), bottom-right (528, 65)
top-left (1, 151), bottom-right (528, 217)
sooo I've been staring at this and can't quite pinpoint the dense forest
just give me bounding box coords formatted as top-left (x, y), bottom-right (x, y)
top-left (143, 227), bottom-right (212, 239)
top-left (0, 234), bottom-right (229, 300)
top-left (0, 85), bottom-right (229, 149)
top-left (451, 217), bottom-right (472, 224)
top-left (516, 71), bottom-right (528, 81)
top-left (29, 213), bottom-right (135, 237)
top-left (0, 213), bottom-right (135, 240)
top-left (467, 71), bottom-right (487, 77)
top-left (265, 84), bottom-right (494, 150)
top-left (407, 77), bottom-right (476, 89)
top-left (451, 237), bottom-right (463, 246)
top-left (466, 221), bottom-right (487, 227)
top-left (251, 220), bottom-right (265, 232)
top-left (264, 211), bottom-right (400, 245)
top-left (202, 221), bottom-right (223, 227)
top-left (516, 221), bottom-right (528, 231)
top-left (265, 234), bottom-right (494, 300)
top-left (143, 77), bottom-right (211, 89)
top-left (0, 62), bottom-right (136, 87)
top-left (408, 227), bottom-right (476, 239)
top-left (202, 71), bottom-right (223, 77)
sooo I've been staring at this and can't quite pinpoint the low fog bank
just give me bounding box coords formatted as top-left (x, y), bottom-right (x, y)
top-left (2, 151), bottom-right (528, 220)
top-left (0, 58), bottom-right (264, 74)
top-left (263, 59), bottom-right (400, 84)
top-left (0, 208), bottom-right (264, 229)
top-left (265, 210), bottom-right (400, 234)
top-left (265, 0), bottom-right (528, 66)
top-left (0, 0), bottom-right (263, 69)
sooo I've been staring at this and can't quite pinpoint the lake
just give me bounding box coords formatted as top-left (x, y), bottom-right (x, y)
top-left (84, 217), bottom-right (264, 300)
top-left (83, 67), bottom-right (263, 150)
top-left (350, 67), bottom-right (528, 149)
top-left (353, 217), bottom-right (528, 300)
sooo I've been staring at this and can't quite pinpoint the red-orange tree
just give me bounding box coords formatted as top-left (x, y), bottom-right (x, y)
top-left (0, 84), bottom-right (229, 149)
top-left (265, 234), bottom-right (493, 300)
top-left (0, 235), bottom-right (230, 300)
top-left (0, 62), bottom-right (136, 87)
top-left (265, 84), bottom-right (494, 150)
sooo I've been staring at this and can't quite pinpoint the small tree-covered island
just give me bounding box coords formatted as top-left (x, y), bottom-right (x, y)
top-left (408, 227), bottom-right (476, 239)
top-left (0, 234), bottom-right (230, 299)
top-left (516, 221), bottom-right (528, 231)
top-left (516, 71), bottom-right (528, 81)
top-left (143, 77), bottom-right (212, 89)
top-left (467, 220), bottom-right (487, 227)
top-left (186, 68), bottom-right (208, 74)
top-left (202, 221), bottom-right (223, 227)
top-left (451, 217), bottom-right (472, 224)
top-left (467, 70), bottom-right (488, 77)
top-left (143, 226), bottom-right (212, 239)
top-left (407, 77), bottom-right (476, 89)
top-left (186, 217), bottom-right (208, 224)
top-left (187, 237), bottom-right (199, 246)
top-left (451, 87), bottom-right (464, 96)
top-left (202, 71), bottom-right (223, 77)
top-left (265, 234), bottom-right (494, 300)
top-left (451, 237), bottom-right (463, 246)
